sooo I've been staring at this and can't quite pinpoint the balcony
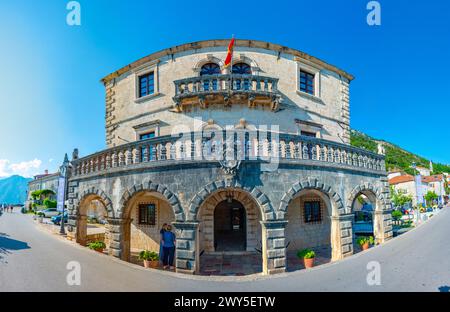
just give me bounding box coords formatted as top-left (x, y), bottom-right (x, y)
top-left (70, 131), bottom-right (386, 178)
top-left (172, 74), bottom-right (281, 112)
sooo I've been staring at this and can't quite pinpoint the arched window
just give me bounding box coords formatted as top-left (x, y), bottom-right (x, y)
top-left (232, 63), bottom-right (252, 75)
top-left (200, 63), bottom-right (221, 91)
top-left (232, 63), bottom-right (251, 90)
top-left (200, 63), bottom-right (221, 76)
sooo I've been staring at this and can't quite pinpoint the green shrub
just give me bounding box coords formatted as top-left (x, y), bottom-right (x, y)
top-left (138, 250), bottom-right (159, 261)
top-left (296, 248), bottom-right (315, 259)
top-left (391, 210), bottom-right (403, 221)
top-left (87, 241), bottom-right (106, 250)
top-left (356, 236), bottom-right (374, 246)
top-left (43, 198), bottom-right (57, 208)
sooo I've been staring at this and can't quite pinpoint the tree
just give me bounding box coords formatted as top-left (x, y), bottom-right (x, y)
top-left (390, 186), bottom-right (412, 208)
top-left (424, 191), bottom-right (438, 206)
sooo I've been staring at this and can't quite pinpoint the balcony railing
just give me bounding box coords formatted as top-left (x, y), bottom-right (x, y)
top-left (173, 74), bottom-right (281, 111)
top-left (71, 131), bottom-right (386, 178)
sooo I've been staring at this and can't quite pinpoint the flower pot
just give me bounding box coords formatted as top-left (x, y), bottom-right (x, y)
top-left (361, 242), bottom-right (369, 251)
top-left (303, 257), bottom-right (315, 269)
top-left (95, 248), bottom-right (104, 253)
top-left (143, 260), bottom-right (159, 269)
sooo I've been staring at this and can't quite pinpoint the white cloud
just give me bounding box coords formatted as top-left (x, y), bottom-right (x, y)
top-left (0, 158), bottom-right (42, 178)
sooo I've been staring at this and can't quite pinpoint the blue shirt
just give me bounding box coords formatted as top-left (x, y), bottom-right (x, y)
top-left (162, 231), bottom-right (176, 248)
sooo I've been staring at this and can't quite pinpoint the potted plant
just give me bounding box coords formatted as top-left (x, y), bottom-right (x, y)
top-left (139, 250), bottom-right (159, 269)
top-left (37, 211), bottom-right (45, 223)
top-left (357, 236), bottom-right (374, 251)
top-left (297, 248), bottom-right (316, 269)
top-left (87, 241), bottom-right (106, 253)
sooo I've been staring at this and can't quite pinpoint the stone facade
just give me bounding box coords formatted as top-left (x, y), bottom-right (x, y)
top-left (67, 39), bottom-right (392, 275)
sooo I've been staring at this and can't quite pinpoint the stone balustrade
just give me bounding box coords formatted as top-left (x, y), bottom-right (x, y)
top-left (172, 74), bottom-right (281, 111)
top-left (71, 131), bottom-right (385, 177)
top-left (174, 74), bottom-right (278, 96)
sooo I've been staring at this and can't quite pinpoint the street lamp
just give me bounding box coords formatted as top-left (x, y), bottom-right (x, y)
top-left (58, 154), bottom-right (71, 235)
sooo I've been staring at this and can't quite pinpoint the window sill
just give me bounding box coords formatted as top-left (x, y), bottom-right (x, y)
top-left (135, 92), bottom-right (160, 104)
top-left (296, 90), bottom-right (323, 104)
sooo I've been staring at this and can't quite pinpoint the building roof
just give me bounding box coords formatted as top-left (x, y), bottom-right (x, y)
top-left (101, 39), bottom-right (355, 84)
top-left (422, 175), bottom-right (444, 183)
top-left (389, 175), bottom-right (414, 185)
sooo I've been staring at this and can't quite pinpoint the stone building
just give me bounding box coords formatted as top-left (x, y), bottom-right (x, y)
top-left (67, 39), bottom-right (393, 275)
top-left (26, 170), bottom-right (59, 208)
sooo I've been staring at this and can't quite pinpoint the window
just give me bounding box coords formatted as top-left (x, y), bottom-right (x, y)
top-left (303, 201), bottom-right (322, 223)
top-left (200, 63), bottom-right (221, 75)
top-left (232, 63), bottom-right (251, 75)
top-left (138, 203), bottom-right (156, 225)
top-left (300, 131), bottom-right (316, 138)
top-left (299, 70), bottom-right (315, 95)
top-left (139, 132), bottom-right (156, 161)
top-left (232, 63), bottom-right (251, 90)
top-left (200, 63), bottom-right (220, 91)
top-left (139, 132), bottom-right (155, 140)
top-left (139, 72), bottom-right (155, 98)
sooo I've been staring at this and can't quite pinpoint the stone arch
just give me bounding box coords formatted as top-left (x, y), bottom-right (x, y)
top-left (76, 187), bottom-right (114, 218)
top-left (117, 181), bottom-right (185, 222)
top-left (75, 187), bottom-right (113, 247)
top-left (193, 56), bottom-right (224, 74)
top-left (278, 178), bottom-right (344, 219)
top-left (347, 183), bottom-right (384, 214)
top-left (188, 179), bottom-right (275, 221)
top-left (232, 54), bottom-right (260, 73)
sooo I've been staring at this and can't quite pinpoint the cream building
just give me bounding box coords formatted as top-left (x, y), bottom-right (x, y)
top-left (67, 39), bottom-right (393, 275)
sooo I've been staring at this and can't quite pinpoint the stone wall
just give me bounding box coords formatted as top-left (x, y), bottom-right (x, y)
top-left (104, 42), bottom-right (352, 148)
top-left (285, 195), bottom-right (331, 252)
top-left (67, 159), bottom-right (392, 274)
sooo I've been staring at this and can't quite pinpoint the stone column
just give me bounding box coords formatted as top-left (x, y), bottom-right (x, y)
top-left (331, 214), bottom-right (354, 261)
top-left (106, 218), bottom-right (132, 260)
top-left (260, 221), bottom-right (288, 275)
top-left (373, 210), bottom-right (393, 244)
top-left (75, 215), bottom-right (87, 246)
top-left (172, 222), bottom-right (199, 274)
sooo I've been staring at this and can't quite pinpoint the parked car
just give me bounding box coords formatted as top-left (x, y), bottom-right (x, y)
top-left (36, 208), bottom-right (59, 218)
top-left (426, 207), bottom-right (433, 212)
top-left (51, 212), bottom-right (68, 225)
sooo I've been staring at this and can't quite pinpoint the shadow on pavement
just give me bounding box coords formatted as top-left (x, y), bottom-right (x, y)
top-left (0, 232), bottom-right (31, 261)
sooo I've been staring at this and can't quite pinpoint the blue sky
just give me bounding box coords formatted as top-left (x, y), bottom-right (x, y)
top-left (0, 0), bottom-right (449, 177)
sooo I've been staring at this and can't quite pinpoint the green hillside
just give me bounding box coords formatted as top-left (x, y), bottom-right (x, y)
top-left (350, 130), bottom-right (450, 175)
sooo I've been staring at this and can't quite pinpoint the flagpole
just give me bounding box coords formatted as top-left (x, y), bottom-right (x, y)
top-left (230, 35), bottom-right (234, 93)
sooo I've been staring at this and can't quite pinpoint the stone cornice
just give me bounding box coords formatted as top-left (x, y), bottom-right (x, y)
top-left (101, 39), bottom-right (355, 84)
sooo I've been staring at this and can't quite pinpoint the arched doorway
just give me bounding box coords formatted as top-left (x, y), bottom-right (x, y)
top-left (350, 190), bottom-right (379, 252)
top-left (76, 195), bottom-right (109, 250)
top-left (214, 199), bottom-right (246, 251)
top-left (196, 188), bottom-right (262, 275)
top-left (121, 190), bottom-right (175, 267)
top-left (285, 189), bottom-right (333, 271)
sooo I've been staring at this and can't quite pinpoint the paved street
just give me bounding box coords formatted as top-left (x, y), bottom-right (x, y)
top-left (1, 208), bottom-right (450, 292)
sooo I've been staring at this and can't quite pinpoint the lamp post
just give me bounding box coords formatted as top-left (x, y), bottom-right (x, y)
top-left (58, 154), bottom-right (71, 235)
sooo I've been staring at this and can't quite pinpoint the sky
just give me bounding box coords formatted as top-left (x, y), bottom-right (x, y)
top-left (0, 0), bottom-right (449, 178)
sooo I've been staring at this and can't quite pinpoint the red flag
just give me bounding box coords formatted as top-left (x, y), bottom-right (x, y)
top-left (223, 38), bottom-right (235, 68)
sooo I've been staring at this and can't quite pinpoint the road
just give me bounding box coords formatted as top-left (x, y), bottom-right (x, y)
top-left (1, 207), bottom-right (449, 292)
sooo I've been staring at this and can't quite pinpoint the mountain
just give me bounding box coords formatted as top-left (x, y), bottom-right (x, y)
top-left (350, 130), bottom-right (450, 175)
top-left (0, 175), bottom-right (32, 205)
